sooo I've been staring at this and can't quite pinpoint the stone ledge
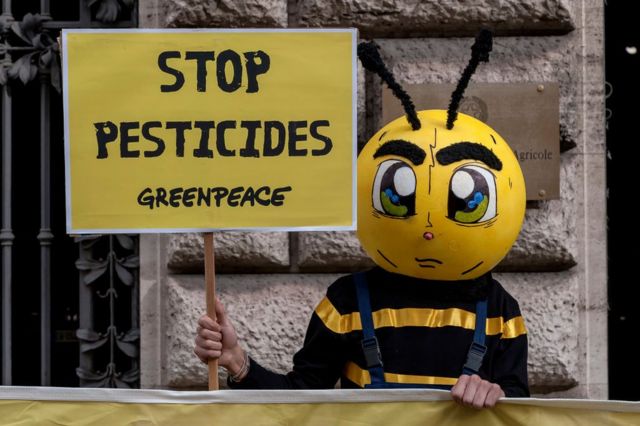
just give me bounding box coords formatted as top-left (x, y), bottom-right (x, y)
top-left (296, 0), bottom-right (575, 38)
top-left (495, 271), bottom-right (580, 393)
top-left (297, 231), bottom-right (374, 272)
top-left (161, 0), bottom-right (288, 28)
top-left (167, 232), bottom-right (290, 273)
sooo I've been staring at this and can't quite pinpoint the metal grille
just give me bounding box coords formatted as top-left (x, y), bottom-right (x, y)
top-left (0, 0), bottom-right (138, 387)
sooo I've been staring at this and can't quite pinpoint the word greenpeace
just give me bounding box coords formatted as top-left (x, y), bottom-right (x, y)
top-left (137, 185), bottom-right (293, 209)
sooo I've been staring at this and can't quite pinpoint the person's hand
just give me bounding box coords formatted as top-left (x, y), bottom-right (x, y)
top-left (194, 298), bottom-right (246, 379)
top-left (451, 374), bottom-right (505, 409)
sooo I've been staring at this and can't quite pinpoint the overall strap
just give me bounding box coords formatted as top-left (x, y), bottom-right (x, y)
top-left (354, 272), bottom-right (386, 386)
top-left (462, 299), bottom-right (488, 376)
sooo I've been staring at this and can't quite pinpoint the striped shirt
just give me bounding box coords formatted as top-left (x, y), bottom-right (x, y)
top-left (230, 267), bottom-right (529, 397)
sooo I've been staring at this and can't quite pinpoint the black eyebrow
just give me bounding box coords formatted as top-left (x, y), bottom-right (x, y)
top-left (373, 139), bottom-right (426, 166)
top-left (435, 142), bottom-right (502, 170)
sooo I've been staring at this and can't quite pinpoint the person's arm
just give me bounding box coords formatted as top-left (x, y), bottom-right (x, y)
top-left (489, 331), bottom-right (529, 397)
top-left (194, 297), bottom-right (347, 389)
top-left (229, 312), bottom-right (346, 389)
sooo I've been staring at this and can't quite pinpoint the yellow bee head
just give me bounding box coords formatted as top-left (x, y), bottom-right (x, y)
top-left (357, 31), bottom-right (525, 280)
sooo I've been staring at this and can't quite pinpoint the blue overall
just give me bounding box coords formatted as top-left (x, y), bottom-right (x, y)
top-left (354, 272), bottom-right (488, 389)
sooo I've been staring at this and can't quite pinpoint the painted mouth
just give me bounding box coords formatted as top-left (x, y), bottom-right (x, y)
top-left (415, 257), bottom-right (443, 268)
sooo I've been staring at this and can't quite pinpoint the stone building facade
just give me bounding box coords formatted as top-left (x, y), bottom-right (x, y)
top-left (138, 0), bottom-right (606, 398)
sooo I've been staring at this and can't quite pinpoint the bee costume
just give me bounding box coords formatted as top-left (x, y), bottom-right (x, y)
top-left (230, 30), bottom-right (529, 397)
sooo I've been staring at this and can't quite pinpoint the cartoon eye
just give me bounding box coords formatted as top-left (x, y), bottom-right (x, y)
top-left (372, 160), bottom-right (416, 218)
top-left (448, 165), bottom-right (497, 223)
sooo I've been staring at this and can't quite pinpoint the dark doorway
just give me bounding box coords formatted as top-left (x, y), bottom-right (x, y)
top-left (606, 1), bottom-right (640, 400)
top-left (1, 0), bottom-right (138, 387)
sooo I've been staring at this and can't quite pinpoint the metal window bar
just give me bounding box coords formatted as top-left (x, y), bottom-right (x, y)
top-left (0, 0), bottom-right (138, 387)
top-left (1, 0), bottom-right (15, 386)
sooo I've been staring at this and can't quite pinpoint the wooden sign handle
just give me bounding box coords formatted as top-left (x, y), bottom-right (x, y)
top-left (204, 232), bottom-right (219, 390)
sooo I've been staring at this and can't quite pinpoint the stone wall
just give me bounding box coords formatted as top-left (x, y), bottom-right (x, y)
top-left (139, 0), bottom-right (606, 397)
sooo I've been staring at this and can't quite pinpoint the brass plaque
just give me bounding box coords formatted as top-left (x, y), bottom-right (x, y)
top-left (382, 83), bottom-right (560, 200)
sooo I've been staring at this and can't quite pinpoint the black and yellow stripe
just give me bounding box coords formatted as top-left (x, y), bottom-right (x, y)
top-left (315, 296), bottom-right (527, 338)
top-left (229, 268), bottom-right (530, 397)
top-left (343, 361), bottom-right (459, 388)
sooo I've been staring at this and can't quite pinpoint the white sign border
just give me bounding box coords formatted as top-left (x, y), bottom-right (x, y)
top-left (62, 28), bottom-right (358, 234)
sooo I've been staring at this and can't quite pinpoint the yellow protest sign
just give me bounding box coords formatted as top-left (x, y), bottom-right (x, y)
top-left (62, 29), bottom-right (356, 233)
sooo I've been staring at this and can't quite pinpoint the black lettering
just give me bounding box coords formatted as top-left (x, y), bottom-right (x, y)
top-left (155, 188), bottom-right (169, 207)
top-left (254, 186), bottom-right (271, 206)
top-left (95, 121), bottom-right (118, 159)
top-left (137, 188), bottom-right (154, 209)
top-left (137, 186), bottom-right (292, 209)
top-left (120, 122), bottom-right (140, 158)
top-left (243, 51), bottom-right (270, 93)
top-left (288, 121), bottom-right (308, 156)
top-left (158, 51), bottom-right (185, 92)
top-left (166, 121), bottom-right (192, 157)
top-left (169, 187), bottom-right (183, 207)
top-left (197, 187), bottom-right (211, 207)
top-left (193, 121), bottom-right (216, 158)
top-left (216, 50), bottom-right (243, 93)
top-left (142, 121), bottom-right (165, 158)
top-left (264, 121), bottom-right (286, 156)
top-left (240, 187), bottom-right (256, 206)
top-left (216, 120), bottom-right (236, 156)
top-left (211, 187), bottom-right (229, 207)
top-left (183, 187), bottom-right (197, 207)
top-left (227, 186), bottom-right (244, 207)
top-left (185, 51), bottom-right (215, 92)
top-left (239, 121), bottom-right (261, 158)
top-left (310, 120), bottom-right (333, 156)
top-left (271, 186), bottom-right (292, 206)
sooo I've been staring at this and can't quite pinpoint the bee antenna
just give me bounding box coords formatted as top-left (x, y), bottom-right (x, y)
top-left (358, 41), bottom-right (421, 131)
top-left (446, 29), bottom-right (493, 130)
